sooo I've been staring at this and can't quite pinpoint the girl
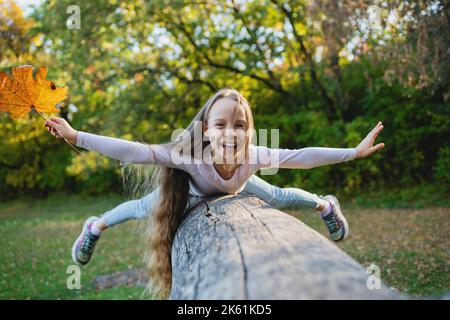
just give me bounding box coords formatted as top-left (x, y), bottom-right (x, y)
top-left (69, 174), bottom-right (348, 268)
top-left (45, 88), bottom-right (384, 298)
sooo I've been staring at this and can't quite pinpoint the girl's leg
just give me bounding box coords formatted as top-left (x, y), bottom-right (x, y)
top-left (243, 175), bottom-right (324, 211)
top-left (243, 175), bottom-right (349, 241)
top-left (72, 188), bottom-right (161, 265)
top-left (96, 187), bottom-right (202, 232)
top-left (96, 187), bottom-right (161, 230)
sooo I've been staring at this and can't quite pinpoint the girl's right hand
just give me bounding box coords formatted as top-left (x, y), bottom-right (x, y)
top-left (44, 116), bottom-right (78, 145)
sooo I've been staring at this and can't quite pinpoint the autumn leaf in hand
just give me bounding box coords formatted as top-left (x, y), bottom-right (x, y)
top-left (0, 65), bottom-right (68, 118)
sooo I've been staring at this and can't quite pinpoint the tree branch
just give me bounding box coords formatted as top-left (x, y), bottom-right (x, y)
top-left (271, 0), bottom-right (336, 119)
top-left (168, 14), bottom-right (289, 96)
top-left (229, 0), bottom-right (282, 90)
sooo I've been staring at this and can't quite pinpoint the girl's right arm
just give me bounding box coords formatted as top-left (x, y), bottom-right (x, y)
top-left (76, 131), bottom-right (153, 164)
top-left (45, 116), bottom-right (168, 165)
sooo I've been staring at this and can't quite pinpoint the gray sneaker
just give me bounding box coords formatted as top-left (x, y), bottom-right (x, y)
top-left (71, 216), bottom-right (100, 265)
top-left (320, 195), bottom-right (349, 241)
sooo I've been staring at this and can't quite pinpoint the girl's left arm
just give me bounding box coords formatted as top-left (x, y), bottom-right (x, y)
top-left (256, 146), bottom-right (358, 169)
top-left (255, 121), bottom-right (385, 169)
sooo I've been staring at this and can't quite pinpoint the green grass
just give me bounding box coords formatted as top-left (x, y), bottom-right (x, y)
top-left (340, 183), bottom-right (450, 209)
top-left (0, 193), bottom-right (448, 299)
top-left (0, 194), bottom-right (146, 300)
top-left (289, 206), bottom-right (449, 297)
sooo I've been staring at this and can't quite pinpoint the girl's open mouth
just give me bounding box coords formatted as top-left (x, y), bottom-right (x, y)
top-left (223, 143), bottom-right (236, 148)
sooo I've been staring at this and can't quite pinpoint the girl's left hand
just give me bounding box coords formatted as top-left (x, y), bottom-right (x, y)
top-left (355, 121), bottom-right (385, 159)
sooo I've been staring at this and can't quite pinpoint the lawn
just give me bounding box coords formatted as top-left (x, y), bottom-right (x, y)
top-left (0, 193), bottom-right (448, 299)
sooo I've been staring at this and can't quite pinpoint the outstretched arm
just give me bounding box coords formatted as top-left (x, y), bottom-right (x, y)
top-left (45, 116), bottom-right (156, 164)
top-left (255, 121), bottom-right (385, 169)
top-left (255, 145), bottom-right (358, 169)
top-left (75, 131), bottom-right (152, 164)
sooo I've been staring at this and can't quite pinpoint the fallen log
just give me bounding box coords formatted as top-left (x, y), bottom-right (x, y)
top-left (169, 192), bottom-right (405, 300)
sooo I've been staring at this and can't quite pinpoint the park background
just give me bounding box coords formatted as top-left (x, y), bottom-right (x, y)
top-left (0, 0), bottom-right (448, 299)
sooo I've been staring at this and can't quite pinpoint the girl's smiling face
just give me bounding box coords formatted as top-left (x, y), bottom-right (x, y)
top-left (203, 97), bottom-right (249, 165)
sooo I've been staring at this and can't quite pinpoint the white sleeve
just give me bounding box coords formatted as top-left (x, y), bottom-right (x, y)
top-left (76, 131), bottom-right (175, 166)
top-left (253, 145), bottom-right (357, 169)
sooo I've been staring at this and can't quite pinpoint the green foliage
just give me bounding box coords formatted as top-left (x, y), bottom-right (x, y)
top-left (434, 146), bottom-right (450, 184)
top-left (1, 0), bottom-right (448, 200)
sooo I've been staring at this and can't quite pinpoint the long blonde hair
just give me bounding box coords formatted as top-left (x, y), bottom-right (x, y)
top-left (127, 87), bottom-right (255, 299)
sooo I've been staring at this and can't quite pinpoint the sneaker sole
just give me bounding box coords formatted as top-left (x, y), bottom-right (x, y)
top-left (325, 195), bottom-right (349, 240)
top-left (71, 216), bottom-right (98, 266)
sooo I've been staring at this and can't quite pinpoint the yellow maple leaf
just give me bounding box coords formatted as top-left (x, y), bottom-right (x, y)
top-left (0, 65), bottom-right (68, 119)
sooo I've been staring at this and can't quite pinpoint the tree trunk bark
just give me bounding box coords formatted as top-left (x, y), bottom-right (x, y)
top-left (169, 192), bottom-right (406, 300)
